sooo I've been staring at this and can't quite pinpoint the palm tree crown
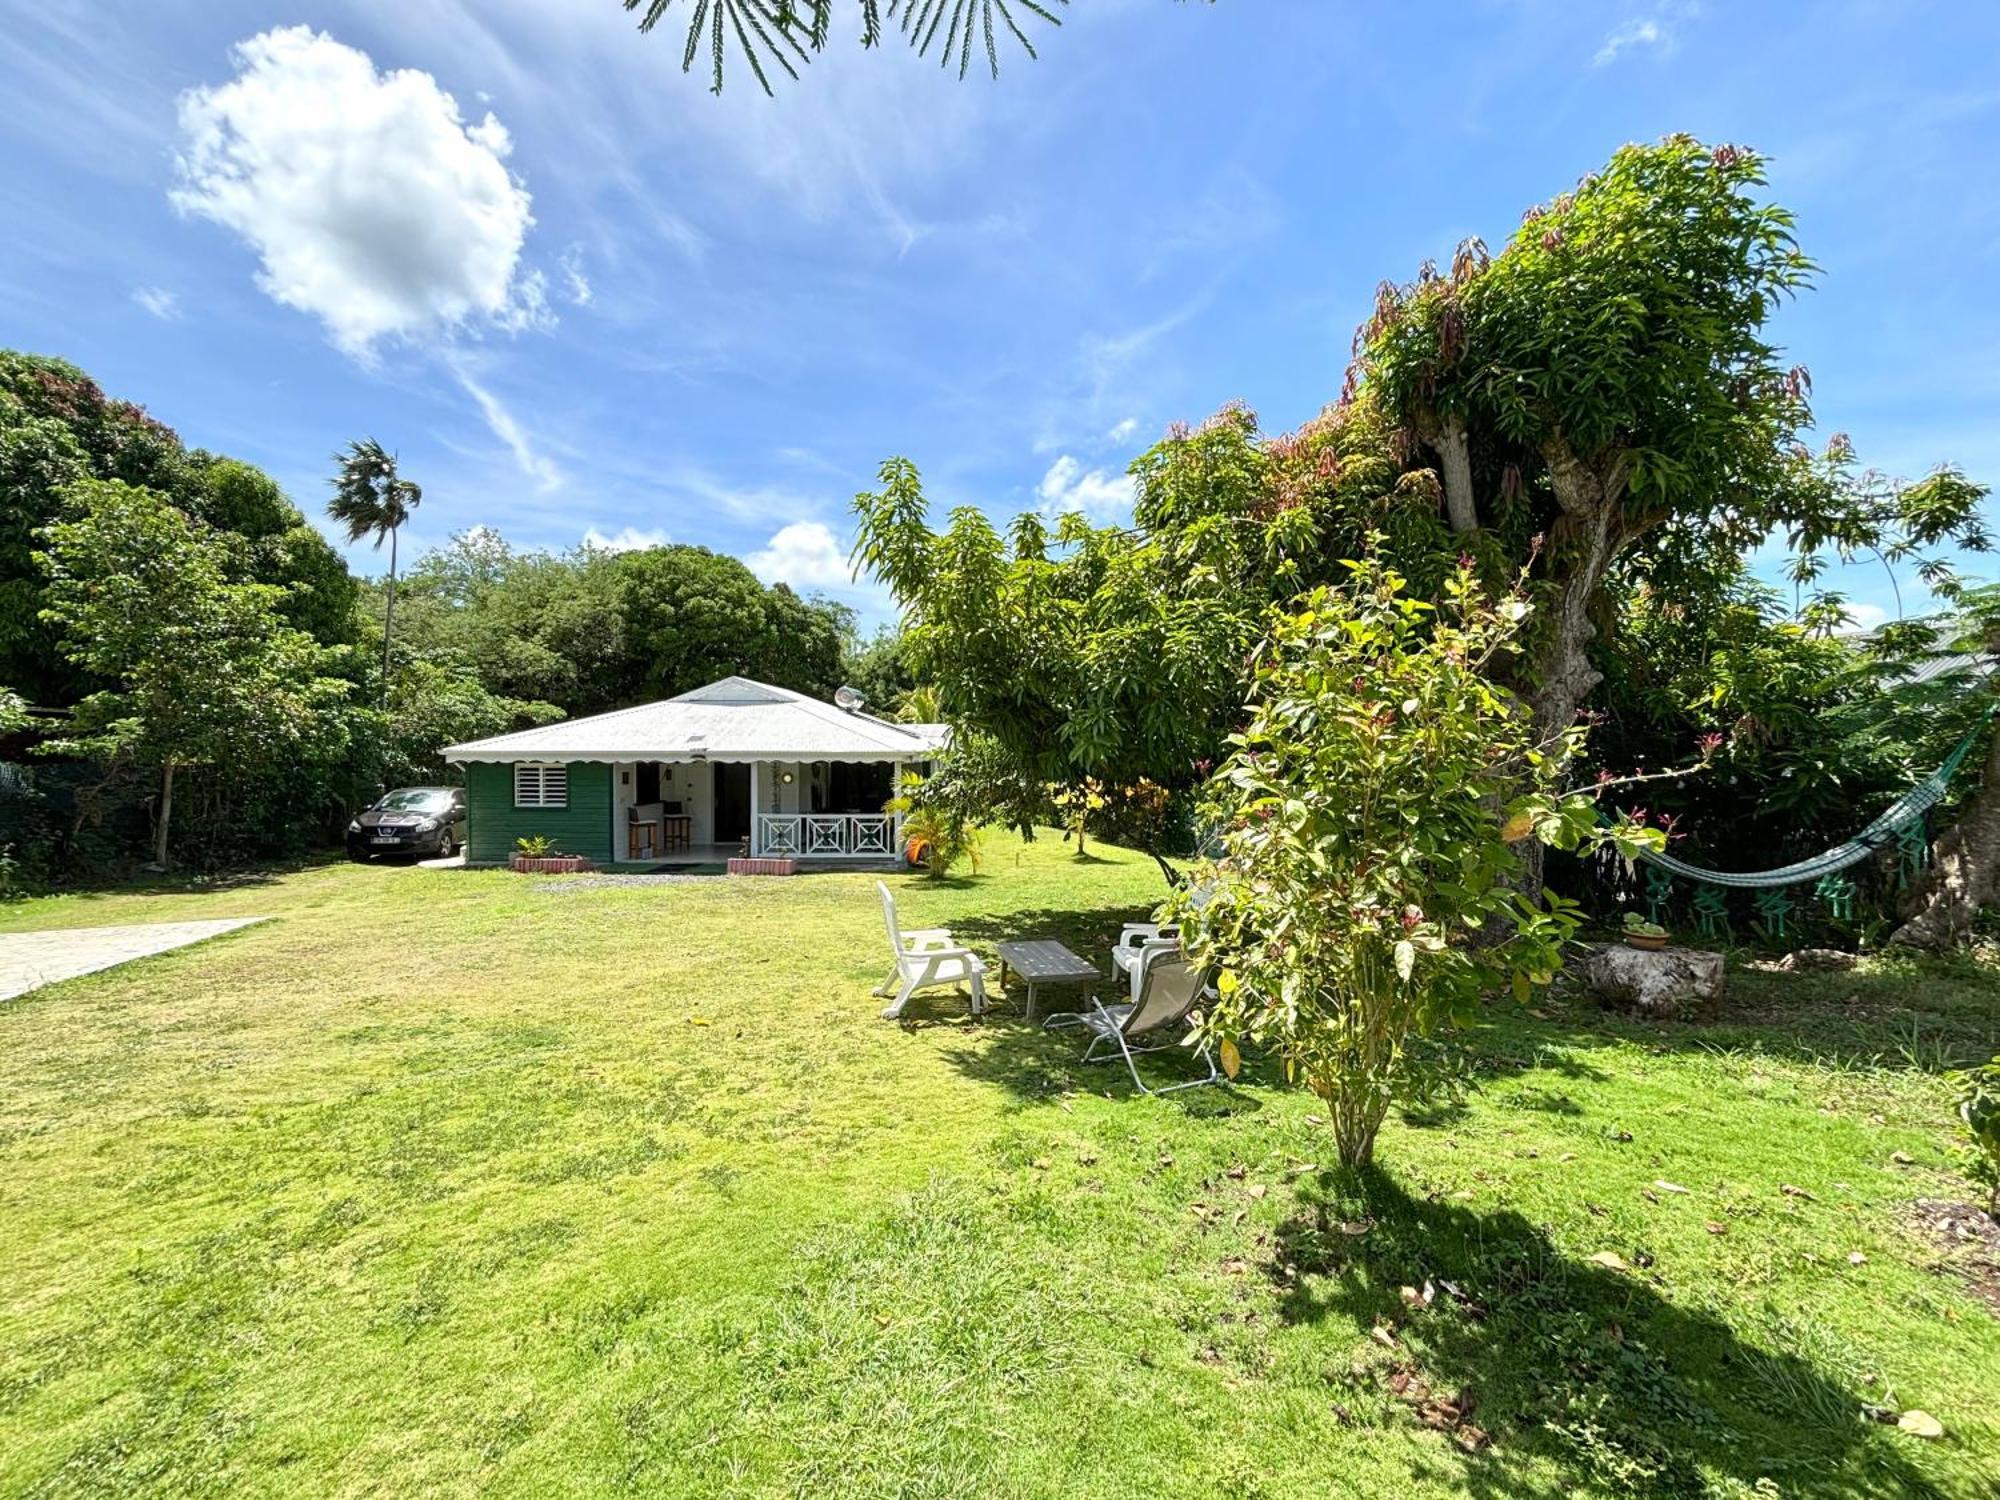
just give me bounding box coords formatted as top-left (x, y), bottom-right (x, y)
top-left (329, 439), bottom-right (421, 547)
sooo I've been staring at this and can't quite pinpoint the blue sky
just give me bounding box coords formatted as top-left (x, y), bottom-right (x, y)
top-left (3, 0), bottom-right (1996, 632)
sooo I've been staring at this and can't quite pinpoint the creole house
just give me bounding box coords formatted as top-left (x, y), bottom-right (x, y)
top-left (443, 677), bottom-right (948, 868)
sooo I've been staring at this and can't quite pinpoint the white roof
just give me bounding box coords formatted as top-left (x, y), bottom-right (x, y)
top-left (443, 677), bottom-right (949, 764)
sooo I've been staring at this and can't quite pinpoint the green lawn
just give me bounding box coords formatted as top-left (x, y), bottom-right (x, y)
top-left (1, 836), bottom-right (1996, 1498)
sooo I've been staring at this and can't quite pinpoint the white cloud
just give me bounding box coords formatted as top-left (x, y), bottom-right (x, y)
top-left (1595, 18), bottom-right (1665, 65)
top-left (171, 26), bottom-right (540, 357)
top-left (1834, 601), bottom-right (1890, 636)
top-left (1106, 416), bottom-right (1140, 445)
top-left (746, 520), bottom-right (855, 591)
top-left (583, 524), bottom-right (670, 552)
top-left (131, 286), bottom-right (182, 321)
top-left (1037, 455), bottom-right (1136, 523)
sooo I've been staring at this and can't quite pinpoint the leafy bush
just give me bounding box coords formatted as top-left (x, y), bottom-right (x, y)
top-left (514, 835), bottom-right (557, 859)
top-left (1178, 555), bottom-right (1658, 1167)
top-left (1952, 1057), bottom-right (2000, 1213)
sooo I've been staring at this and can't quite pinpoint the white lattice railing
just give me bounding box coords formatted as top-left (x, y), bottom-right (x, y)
top-left (757, 813), bottom-right (898, 858)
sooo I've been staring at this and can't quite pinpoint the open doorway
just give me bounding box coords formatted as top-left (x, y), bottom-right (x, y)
top-left (713, 762), bottom-right (750, 843)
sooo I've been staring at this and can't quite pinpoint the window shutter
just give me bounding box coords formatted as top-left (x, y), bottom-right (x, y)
top-left (514, 763), bottom-right (568, 808)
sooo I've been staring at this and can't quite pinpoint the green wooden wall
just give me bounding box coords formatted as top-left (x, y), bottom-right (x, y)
top-left (464, 761), bottom-right (613, 864)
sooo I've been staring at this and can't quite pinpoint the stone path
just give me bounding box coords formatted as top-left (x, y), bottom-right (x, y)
top-left (0, 917), bottom-right (270, 1003)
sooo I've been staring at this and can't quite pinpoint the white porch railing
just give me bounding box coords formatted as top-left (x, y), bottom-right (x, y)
top-left (757, 813), bottom-right (900, 859)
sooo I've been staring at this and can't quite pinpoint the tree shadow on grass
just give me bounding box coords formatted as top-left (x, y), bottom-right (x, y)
top-left (1268, 1166), bottom-right (1938, 1499)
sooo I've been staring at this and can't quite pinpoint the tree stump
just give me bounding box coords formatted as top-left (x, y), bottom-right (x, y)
top-left (1579, 943), bottom-right (1724, 1021)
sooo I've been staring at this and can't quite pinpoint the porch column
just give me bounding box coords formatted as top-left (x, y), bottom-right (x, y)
top-left (748, 759), bottom-right (762, 856)
top-left (893, 759), bottom-right (906, 865)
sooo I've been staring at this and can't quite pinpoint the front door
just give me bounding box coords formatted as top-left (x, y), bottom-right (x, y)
top-left (713, 762), bottom-right (751, 843)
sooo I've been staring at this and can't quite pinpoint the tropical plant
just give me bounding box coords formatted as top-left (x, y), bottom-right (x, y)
top-left (514, 834), bottom-right (557, 859)
top-left (620, 0), bottom-right (1065, 93)
top-left (329, 439), bottom-right (422, 704)
top-left (1622, 912), bottom-right (1667, 940)
top-left (1173, 554), bottom-right (1662, 1169)
top-left (1951, 1056), bottom-right (2000, 1214)
top-left (886, 770), bottom-right (980, 876)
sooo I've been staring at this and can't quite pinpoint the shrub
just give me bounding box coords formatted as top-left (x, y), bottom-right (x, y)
top-left (514, 835), bottom-right (557, 859)
top-left (1176, 554), bottom-right (1658, 1168)
top-left (887, 773), bottom-right (980, 878)
top-left (1952, 1057), bottom-right (2000, 1214)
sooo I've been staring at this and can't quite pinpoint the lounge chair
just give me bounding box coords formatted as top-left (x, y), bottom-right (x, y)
top-left (872, 881), bottom-right (987, 1020)
top-left (1044, 945), bottom-right (1221, 1095)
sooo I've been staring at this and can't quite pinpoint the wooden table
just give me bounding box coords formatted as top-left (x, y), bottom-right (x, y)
top-left (995, 938), bottom-right (1101, 1023)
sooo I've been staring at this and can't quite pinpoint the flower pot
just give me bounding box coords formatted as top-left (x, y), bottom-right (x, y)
top-left (1624, 933), bottom-right (1668, 952)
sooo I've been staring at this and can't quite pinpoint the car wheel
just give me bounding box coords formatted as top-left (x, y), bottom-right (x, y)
top-left (436, 832), bottom-right (456, 860)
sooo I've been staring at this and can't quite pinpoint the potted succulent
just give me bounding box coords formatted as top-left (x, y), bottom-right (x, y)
top-left (512, 835), bottom-right (591, 875)
top-left (1622, 911), bottom-right (1670, 952)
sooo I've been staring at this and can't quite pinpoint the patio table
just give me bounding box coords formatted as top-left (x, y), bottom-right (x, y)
top-left (995, 938), bottom-right (1101, 1023)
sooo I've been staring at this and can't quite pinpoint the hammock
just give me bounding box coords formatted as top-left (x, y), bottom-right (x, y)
top-left (1623, 716), bottom-right (1989, 891)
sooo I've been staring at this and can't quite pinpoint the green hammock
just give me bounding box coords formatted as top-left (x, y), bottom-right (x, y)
top-left (1625, 715), bottom-right (1990, 892)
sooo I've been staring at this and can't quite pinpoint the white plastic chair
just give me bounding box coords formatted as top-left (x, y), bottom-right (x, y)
top-left (872, 881), bottom-right (987, 1020)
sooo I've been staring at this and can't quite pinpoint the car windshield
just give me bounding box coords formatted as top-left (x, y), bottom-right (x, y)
top-left (375, 790), bottom-right (453, 812)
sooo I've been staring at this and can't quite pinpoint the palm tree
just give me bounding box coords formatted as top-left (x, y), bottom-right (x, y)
top-left (621, 0), bottom-right (1064, 94)
top-left (328, 439), bottom-right (422, 703)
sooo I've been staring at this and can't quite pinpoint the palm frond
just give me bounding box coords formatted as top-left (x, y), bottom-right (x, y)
top-left (621, 0), bottom-right (1060, 93)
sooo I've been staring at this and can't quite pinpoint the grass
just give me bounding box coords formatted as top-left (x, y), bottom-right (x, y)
top-left (0, 833), bottom-right (1996, 1497)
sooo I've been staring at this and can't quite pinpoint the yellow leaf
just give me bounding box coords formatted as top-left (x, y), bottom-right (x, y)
top-left (1587, 1250), bottom-right (1630, 1272)
top-left (1512, 971), bottom-right (1530, 1005)
top-left (1217, 969), bottom-right (1239, 997)
top-left (687, 1016), bottom-right (711, 1026)
top-left (1219, 1037), bottom-right (1241, 1080)
top-left (1500, 811), bottom-right (1536, 843)
top-left (1898, 1410), bottom-right (1944, 1439)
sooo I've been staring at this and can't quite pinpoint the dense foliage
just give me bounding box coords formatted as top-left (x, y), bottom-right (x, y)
top-left (1174, 558), bottom-right (1658, 1167)
top-left (858, 136), bottom-right (1993, 924)
top-left (38, 482), bottom-right (365, 867)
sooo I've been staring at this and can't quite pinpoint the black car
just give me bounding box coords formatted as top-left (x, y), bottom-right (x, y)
top-left (346, 787), bottom-right (467, 861)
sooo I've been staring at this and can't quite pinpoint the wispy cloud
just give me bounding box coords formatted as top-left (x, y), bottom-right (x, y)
top-left (131, 285), bottom-right (181, 321)
top-left (449, 359), bottom-right (563, 491)
top-left (1595, 19), bottom-right (1663, 65)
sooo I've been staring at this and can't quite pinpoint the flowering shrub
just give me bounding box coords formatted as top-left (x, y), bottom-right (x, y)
top-left (1173, 555), bottom-right (1659, 1167)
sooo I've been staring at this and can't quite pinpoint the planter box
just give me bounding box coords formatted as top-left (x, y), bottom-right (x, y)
top-left (728, 856), bottom-right (797, 877)
top-left (512, 855), bottom-right (593, 874)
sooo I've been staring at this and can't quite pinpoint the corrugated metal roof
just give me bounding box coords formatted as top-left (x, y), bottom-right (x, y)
top-left (443, 677), bottom-right (949, 763)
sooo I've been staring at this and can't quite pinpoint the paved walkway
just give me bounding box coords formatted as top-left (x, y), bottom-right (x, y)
top-left (0, 917), bottom-right (269, 1003)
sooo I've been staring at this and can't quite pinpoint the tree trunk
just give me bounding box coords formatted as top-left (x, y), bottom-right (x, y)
top-left (1329, 1086), bottom-right (1387, 1169)
top-left (153, 760), bottom-right (175, 870)
top-left (1891, 730), bottom-right (2000, 950)
top-left (381, 525), bottom-right (399, 707)
top-left (1515, 437), bottom-right (1633, 898)
top-left (1435, 415), bottom-right (1478, 535)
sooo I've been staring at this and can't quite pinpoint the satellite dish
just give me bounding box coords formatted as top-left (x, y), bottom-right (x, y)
top-left (833, 685), bottom-right (866, 712)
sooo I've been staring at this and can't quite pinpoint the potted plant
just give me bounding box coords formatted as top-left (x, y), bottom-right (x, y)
top-left (1623, 912), bottom-right (1670, 952)
top-left (512, 835), bottom-right (590, 875)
